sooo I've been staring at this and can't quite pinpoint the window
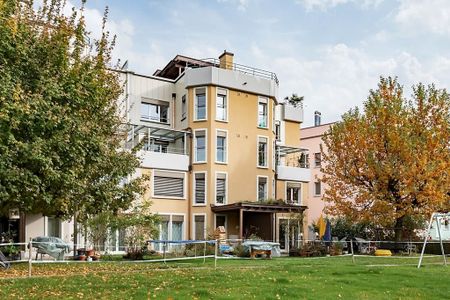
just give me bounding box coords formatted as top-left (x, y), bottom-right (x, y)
top-left (258, 97), bottom-right (268, 128)
top-left (299, 153), bottom-right (309, 168)
top-left (153, 171), bottom-right (185, 198)
top-left (258, 136), bottom-right (268, 167)
top-left (141, 100), bottom-right (169, 124)
top-left (216, 130), bottom-right (227, 163)
top-left (144, 140), bottom-right (168, 153)
top-left (194, 215), bottom-right (206, 240)
top-left (286, 182), bottom-right (301, 205)
top-left (181, 95), bottom-right (187, 121)
top-left (156, 215), bottom-right (184, 251)
top-left (215, 173), bottom-right (227, 204)
top-left (257, 176), bottom-right (268, 201)
top-left (314, 153), bottom-right (321, 167)
top-left (275, 121), bottom-right (281, 141)
top-left (47, 217), bottom-right (61, 238)
top-left (171, 215), bottom-right (184, 242)
top-left (195, 88), bottom-right (207, 121)
top-left (216, 88), bottom-right (227, 121)
top-left (194, 172), bottom-right (206, 205)
top-left (314, 181), bottom-right (321, 196)
top-left (194, 130), bottom-right (207, 163)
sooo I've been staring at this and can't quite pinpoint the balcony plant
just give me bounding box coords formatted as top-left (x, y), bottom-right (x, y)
top-left (284, 94), bottom-right (304, 108)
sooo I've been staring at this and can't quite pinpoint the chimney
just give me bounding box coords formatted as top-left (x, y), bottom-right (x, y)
top-left (219, 50), bottom-right (234, 70)
top-left (314, 111), bottom-right (321, 126)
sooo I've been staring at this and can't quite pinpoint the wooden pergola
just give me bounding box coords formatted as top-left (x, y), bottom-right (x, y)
top-left (211, 202), bottom-right (307, 240)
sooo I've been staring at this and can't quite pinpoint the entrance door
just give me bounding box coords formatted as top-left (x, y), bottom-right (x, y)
top-left (278, 219), bottom-right (301, 251)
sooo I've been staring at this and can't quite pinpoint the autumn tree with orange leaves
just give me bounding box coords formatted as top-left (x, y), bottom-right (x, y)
top-left (322, 77), bottom-right (450, 241)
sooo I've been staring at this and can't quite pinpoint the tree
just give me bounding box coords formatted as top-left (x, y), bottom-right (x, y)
top-left (322, 77), bottom-right (450, 241)
top-left (284, 93), bottom-right (304, 108)
top-left (0, 0), bottom-right (145, 231)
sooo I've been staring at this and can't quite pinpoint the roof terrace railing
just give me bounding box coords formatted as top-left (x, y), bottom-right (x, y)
top-left (190, 58), bottom-right (279, 85)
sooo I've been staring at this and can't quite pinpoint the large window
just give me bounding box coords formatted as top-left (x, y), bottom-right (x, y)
top-left (47, 217), bottom-right (61, 238)
top-left (314, 181), bottom-right (321, 196)
top-left (314, 152), bottom-right (321, 168)
top-left (195, 88), bottom-right (207, 121)
top-left (215, 215), bottom-right (227, 229)
top-left (141, 100), bottom-right (169, 124)
top-left (215, 173), bottom-right (227, 204)
top-left (216, 130), bottom-right (227, 163)
top-left (216, 88), bottom-right (227, 121)
top-left (258, 97), bottom-right (268, 128)
top-left (194, 215), bottom-right (206, 240)
top-left (153, 171), bottom-right (185, 198)
top-left (258, 136), bottom-right (268, 167)
top-left (194, 130), bottom-right (207, 163)
top-left (257, 176), bottom-right (268, 201)
top-left (194, 172), bottom-right (206, 205)
top-left (156, 215), bottom-right (184, 251)
top-left (286, 182), bottom-right (301, 205)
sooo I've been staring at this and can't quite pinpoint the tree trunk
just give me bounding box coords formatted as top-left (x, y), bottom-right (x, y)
top-left (73, 210), bottom-right (78, 257)
top-left (394, 215), bottom-right (405, 242)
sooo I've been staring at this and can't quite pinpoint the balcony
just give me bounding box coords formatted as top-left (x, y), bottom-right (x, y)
top-left (276, 146), bottom-right (311, 182)
top-left (184, 64), bottom-right (278, 99)
top-left (124, 124), bottom-right (189, 171)
top-left (282, 103), bottom-right (304, 123)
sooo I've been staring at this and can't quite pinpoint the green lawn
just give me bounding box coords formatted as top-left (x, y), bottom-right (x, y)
top-left (1, 256), bottom-right (449, 299)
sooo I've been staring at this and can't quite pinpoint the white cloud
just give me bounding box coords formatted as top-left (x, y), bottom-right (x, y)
top-left (261, 44), bottom-right (449, 125)
top-left (297, 0), bottom-right (384, 11)
top-left (217, 0), bottom-right (250, 11)
top-left (395, 0), bottom-right (450, 35)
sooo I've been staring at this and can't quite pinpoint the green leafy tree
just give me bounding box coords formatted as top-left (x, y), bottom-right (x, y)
top-left (0, 0), bottom-right (146, 239)
top-left (322, 77), bottom-right (450, 241)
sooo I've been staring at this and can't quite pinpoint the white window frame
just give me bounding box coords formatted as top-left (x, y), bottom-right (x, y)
top-left (215, 88), bottom-right (228, 122)
top-left (193, 128), bottom-right (207, 163)
top-left (192, 213), bottom-right (207, 240)
top-left (151, 170), bottom-right (186, 200)
top-left (214, 171), bottom-right (228, 205)
top-left (140, 99), bottom-right (170, 124)
top-left (215, 129), bottom-right (228, 164)
top-left (257, 175), bottom-right (269, 201)
top-left (44, 216), bottom-right (63, 238)
top-left (314, 180), bottom-right (322, 196)
top-left (214, 214), bottom-right (228, 230)
top-left (285, 181), bottom-right (302, 205)
top-left (314, 152), bottom-right (322, 168)
top-left (257, 96), bottom-right (269, 129)
top-left (193, 171), bottom-right (207, 206)
top-left (154, 213), bottom-right (186, 252)
top-left (194, 87), bottom-right (207, 121)
top-left (257, 135), bottom-right (269, 168)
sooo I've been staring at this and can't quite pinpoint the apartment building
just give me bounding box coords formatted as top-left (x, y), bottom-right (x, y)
top-left (119, 51), bottom-right (311, 251)
top-left (300, 118), bottom-right (335, 239)
top-left (1, 51), bottom-right (311, 252)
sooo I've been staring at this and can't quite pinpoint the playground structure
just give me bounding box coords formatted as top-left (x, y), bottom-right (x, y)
top-left (418, 212), bottom-right (449, 268)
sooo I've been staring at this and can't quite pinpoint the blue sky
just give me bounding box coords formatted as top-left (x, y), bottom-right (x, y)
top-left (71, 0), bottom-right (450, 126)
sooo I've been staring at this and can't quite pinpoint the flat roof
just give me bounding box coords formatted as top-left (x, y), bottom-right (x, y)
top-left (211, 202), bottom-right (307, 213)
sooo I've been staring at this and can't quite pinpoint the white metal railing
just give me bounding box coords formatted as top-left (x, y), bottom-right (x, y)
top-left (193, 58), bottom-right (279, 84)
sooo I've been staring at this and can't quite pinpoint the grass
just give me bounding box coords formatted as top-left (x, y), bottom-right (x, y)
top-left (1, 256), bottom-right (449, 299)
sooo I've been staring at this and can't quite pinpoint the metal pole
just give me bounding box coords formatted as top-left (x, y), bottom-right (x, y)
top-left (350, 240), bottom-right (355, 264)
top-left (203, 241), bottom-right (206, 264)
top-left (163, 242), bottom-right (166, 265)
top-left (28, 238), bottom-right (33, 277)
top-left (436, 215), bottom-right (447, 266)
top-left (214, 240), bottom-right (218, 269)
top-left (418, 213), bottom-right (434, 268)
